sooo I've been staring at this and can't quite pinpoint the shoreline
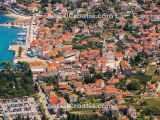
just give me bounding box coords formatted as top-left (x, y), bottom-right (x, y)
top-left (0, 26), bottom-right (22, 62)
top-left (0, 10), bottom-right (35, 63)
top-left (0, 12), bottom-right (31, 62)
top-left (5, 12), bottom-right (31, 23)
top-left (0, 10), bottom-right (31, 23)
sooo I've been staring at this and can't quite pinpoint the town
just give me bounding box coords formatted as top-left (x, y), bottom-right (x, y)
top-left (0, 0), bottom-right (160, 120)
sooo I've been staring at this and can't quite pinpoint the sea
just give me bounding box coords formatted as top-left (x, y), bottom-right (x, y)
top-left (0, 11), bottom-right (22, 62)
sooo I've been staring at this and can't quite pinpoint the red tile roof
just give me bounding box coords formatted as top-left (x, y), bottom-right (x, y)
top-left (50, 95), bottom-right (58, 105)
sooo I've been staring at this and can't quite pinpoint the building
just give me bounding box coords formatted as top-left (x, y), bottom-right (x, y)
top-left (0, 97), bottom-right (39, 119)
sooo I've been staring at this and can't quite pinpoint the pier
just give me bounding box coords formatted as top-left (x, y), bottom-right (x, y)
top-left (0, 23), bottom-right (27, 28)
top-left (0, 23), bottom-right (26, 29)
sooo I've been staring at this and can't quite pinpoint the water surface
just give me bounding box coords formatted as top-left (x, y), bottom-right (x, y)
top-left (0, 12), bottom-right (22, 62)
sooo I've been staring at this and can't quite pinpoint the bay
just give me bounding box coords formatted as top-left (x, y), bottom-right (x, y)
top-left (0, 13), bottom-right (22, 62)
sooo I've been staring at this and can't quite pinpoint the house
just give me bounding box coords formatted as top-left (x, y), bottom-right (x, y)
top-left (27, 2), bottom-right (40, 12)
top-left (50, 94), bottom-right (59, 105)
top-left (95, 79), bottom-right (105, 88)
top-left (58, 82), bottom-right (70, 90)
top-left (55, 57), bottom-right (65, 63)
top-left (67, 72), bottom-right (80, 81)
top-left (96, 57), bottom-right (107, 72)
top-left (0, 97), bottom-right (38, 120)
top-left (107, 78), bottom-right (120, 85)
top-left (103, 85), bottom-right (121, 97)
top-left (82, 84), bottom-right (103, 97)
top-left (29, 60), bottom-right (47, 73)
top-left (115, 52), bottom-right (124, 60)
top-left (147, 83), bottom-right (157, 92)
top-left (47, 62), bottom-right (60, 73)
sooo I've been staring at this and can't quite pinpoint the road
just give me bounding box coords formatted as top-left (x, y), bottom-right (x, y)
top-left (38, 86), bottom-right (56, 120)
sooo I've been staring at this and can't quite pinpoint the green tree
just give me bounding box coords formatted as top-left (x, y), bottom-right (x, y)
top-left (18, 46), bottom-right (23, 57)
top-left (0, 62), bottom-right (34, 98)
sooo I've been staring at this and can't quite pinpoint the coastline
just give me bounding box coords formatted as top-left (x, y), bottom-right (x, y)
top-left (0, 26), bottom-right (22, 62)
top-left (0, 11), bottom-right (31, 62)
top-left (5, 12), bottom-right (31, 23)
top-left (6, 12), bottom-right (30, 21)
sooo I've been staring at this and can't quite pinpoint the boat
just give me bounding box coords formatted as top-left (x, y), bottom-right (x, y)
top-left (17, 32), bottom-right (26, 36)
top-left (17, 37), bottom-right (26, 41)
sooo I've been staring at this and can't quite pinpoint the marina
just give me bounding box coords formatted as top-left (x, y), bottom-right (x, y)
top-left (0, 13), bottom-right (29, 62)
top-left (0, 26), bottom-right (22, 62)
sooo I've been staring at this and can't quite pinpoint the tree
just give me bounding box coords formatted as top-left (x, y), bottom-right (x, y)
top-left (142, 98), bottom-right (160, 115)
top-left (40, 75), bottom-right (58, 84)
top-left (123, 23), bottom-right (132, 31)
top-left (18, 46), bottom-right (23, 57)
top-left (127, 80), bottom-right (141, 91)
top-left (130, 52), bottom-right (148, 67)
top-left (40, 0), bottom-right (49, 4)
top-left (0, 62), bottom-right (34, 98)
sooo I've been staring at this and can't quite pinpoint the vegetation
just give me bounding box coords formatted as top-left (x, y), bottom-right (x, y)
top-left (73, 34), bottom-right (89, 42)
top-left (83, 66), bottom-right (116, 84)
top-left (0, 62), bottom-right (34, 98)
top-left (39, 75), bottom-right (58, 84)
top-left (123, 23), bottom-right (139, 33)
top-left (142, 98), bottom-right (160, 115)
top-left (130, 52), bottom-right (149, 67)
top-left (73, 44), bottom-right (88, 51)
top-left (117, 72), bottom-right (151, 92)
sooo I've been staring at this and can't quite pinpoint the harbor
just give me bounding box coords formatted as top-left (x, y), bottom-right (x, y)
top-left (0, 11), bottom-right (31, 62)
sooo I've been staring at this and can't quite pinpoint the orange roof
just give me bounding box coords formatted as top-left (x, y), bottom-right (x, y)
top-left (47, 62), bottom-right (60, 71)
top-left (39, 27), bottom-right (50, 33)
top-left (149, 32), bottom-right (160, 37)
top-left (106, 43), bottom-right (115, 49)
top-left (132, 44), bottom-right (142, 49)
top-left (55, 57), bottom-right (64, 62)
top-left (57, 33), bottom-right (72, 42)
top-left (72, 81), bottom-right (83, 86)
top-left (29, 2), bottom-right (40, 8)
top-left (95, 79), bottom-right (104, 86)
top-left (47, 50), bottom-right (59, 57)
top-left (104, 85), bottom-right (121, 94)
top-left (120, 60), bottom-right (130, 68)
top-left (121, 116), bottom-right (129, 120)
top-left (59, 84), bottom-right (70, 89)
top-left (97, 57), bottom-right (107, 64)
top-left (29, 60), bottom-right (46, 67)
top-left (50, 95), bottom-right (58, 105)
top-left (107, 78), bottom-right (120, 84)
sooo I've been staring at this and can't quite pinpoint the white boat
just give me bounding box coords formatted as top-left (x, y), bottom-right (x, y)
top-left (17, 32), bottom-right (26, 36)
